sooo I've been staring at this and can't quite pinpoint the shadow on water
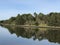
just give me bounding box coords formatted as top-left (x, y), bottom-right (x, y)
top-left (1, 25), bottom-right (60, 44)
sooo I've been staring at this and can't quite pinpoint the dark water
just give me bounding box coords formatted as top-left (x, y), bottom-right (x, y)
top-left (0, 25), bottom-right (60, 45)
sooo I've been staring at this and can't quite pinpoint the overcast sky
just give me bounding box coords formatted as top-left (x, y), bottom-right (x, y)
top-left (0, 0), bottom-right (60, 20)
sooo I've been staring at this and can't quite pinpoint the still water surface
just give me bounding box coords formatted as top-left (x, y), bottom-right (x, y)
top-left (0, 26), bottom-right (60, 45)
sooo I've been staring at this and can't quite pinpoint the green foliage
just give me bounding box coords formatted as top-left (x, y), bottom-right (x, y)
top-left (1, 12), bottom-right (60, 26)
top-left (8, 17), bottom-right (16, 24)
top-left (15, 14), bottom-right (26, 25)
top-left (47, 12), bottom-right (60, 26)
top-left (0, 20), bottom-right (4, 23)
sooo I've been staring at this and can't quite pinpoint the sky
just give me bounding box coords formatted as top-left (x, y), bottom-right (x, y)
top-left (0, 0), bottom-right (60, 20)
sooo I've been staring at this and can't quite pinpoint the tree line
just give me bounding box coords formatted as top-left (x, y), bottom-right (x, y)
top-left (0, 12), bottom-right (60, 26)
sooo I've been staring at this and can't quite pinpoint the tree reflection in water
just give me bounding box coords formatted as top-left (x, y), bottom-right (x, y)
top-left (1, 25), bottom-right (60, 44)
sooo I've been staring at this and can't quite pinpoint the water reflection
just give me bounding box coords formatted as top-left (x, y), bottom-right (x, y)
top-left (45, 29), bottom-right (60, 43)
top-left (1, 25), bottom-right (60, 44)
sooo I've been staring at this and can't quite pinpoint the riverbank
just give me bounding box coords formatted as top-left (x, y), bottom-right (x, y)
top-left (0, 23), bottom-right (60, 29)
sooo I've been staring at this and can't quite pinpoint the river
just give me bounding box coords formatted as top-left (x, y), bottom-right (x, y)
top-left (0, 25), bottom-right (60, 45)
